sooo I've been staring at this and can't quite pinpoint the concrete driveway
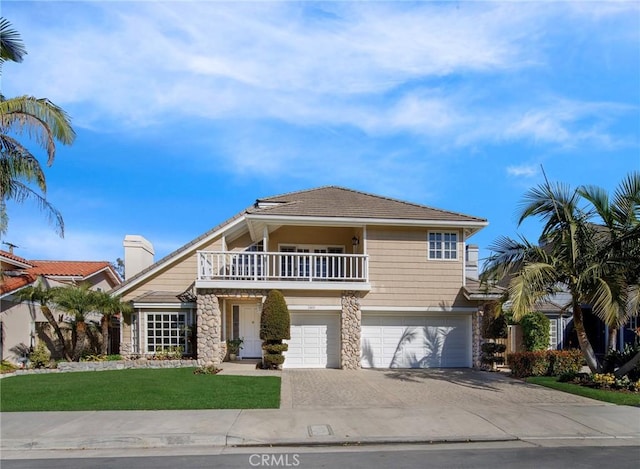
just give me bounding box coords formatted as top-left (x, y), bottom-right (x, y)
top-left (280, 369), bottom-right (599, 409)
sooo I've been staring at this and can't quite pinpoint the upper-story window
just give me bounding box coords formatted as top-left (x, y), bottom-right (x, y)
top-left (428, 232), bottom-right (458, 260)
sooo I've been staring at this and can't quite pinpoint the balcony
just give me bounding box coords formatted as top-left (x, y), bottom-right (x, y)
top-left (196, 251), bottom-right (370, 291)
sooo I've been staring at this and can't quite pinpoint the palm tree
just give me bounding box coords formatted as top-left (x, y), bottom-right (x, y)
top-left (50, 284), bottom-right (98, 360)
top-left (579, 173), bottom-right (640, 349)
top-left (0, 17), bottom-right (75, 236)
top-left (15, 281), bottom-right (71, 361)
top-left (94, 291), bottom-right (132, 355)
top-left (1, 96), bottom-right (75, 235)
top-left (482, 173), bottom-right (640, 374)
top-left (0, 17), bottom-right (27, 65)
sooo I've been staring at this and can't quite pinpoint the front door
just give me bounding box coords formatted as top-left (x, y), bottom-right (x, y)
top-left (239, 303), bottom-right (262, 358)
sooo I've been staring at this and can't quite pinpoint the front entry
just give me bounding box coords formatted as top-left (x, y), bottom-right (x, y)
top-left (239, 303), bottom-right (262, 358)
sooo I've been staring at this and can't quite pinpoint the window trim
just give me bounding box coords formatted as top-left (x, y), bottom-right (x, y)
top-left (144, 310), bottom-right (193, 354)
top-left (427, 231), bottom-right (459, 261)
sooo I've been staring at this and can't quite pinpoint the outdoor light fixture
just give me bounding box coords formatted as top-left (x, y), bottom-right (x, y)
top-left (352, 236), bottom-right (360, 246)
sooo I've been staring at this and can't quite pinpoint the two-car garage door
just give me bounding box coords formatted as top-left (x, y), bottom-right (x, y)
top-left (284, 313), bottom-right (340, 368)
top-left (282, 311), bottom-right (471, 369)
top-left (360, 314), bottom-right (471, 368)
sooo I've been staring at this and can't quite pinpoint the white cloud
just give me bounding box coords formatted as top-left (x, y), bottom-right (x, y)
top-left (3, 0), bottom-right (637, 171)
top-left (507, 165), bottom-right (538, 178)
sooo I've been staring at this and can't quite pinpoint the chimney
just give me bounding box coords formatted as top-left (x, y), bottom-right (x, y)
top-left (123, 235), bottom-right (154, 280)
top-left (465, 244), bottom-right (479, 280)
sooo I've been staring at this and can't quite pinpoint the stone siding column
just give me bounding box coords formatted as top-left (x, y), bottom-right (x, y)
top-left (341, 291), bottom-right (361, 369)
top-left (196, 291), bottom-right (222, 366)
top-left (472, 308), bottom-right (484, 369)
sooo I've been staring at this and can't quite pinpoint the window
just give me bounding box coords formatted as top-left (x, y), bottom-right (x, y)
top-left (428, 232), bottom-right (458, 260)
top-left (146, 312), bottom-right (190, 354)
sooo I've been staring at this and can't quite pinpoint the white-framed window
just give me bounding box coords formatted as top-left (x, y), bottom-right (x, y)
top-left (146, 312), bottom-right (191, 354)
top-left (428, 232), bottom-right (458, 260)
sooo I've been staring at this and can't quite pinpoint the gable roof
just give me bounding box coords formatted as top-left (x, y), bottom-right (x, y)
top-left (113, 185), bottom-right (488, 296)
top-left (0, 251), bottom-right (119, 296)
top-left (249, 186), bottom-right (487, 223)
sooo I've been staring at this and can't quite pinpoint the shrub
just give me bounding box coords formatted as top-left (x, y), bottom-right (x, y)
top-left (193, 365), bottom-right (220, 375)
top-left (1, 360), bottom-right (18, 374)
top-left (549, 349), bottom-right (583, 376)
top-left (29, 342), bottom-right (51, 369)
top-left (260, 290), bottom-right (290, 341)
top-left (520, 312), bottom-right (550, 351)
top-left (603, 343), bottom-right (640, 380)
top-left (153, 346), bottom-right (184, 360)
top-left (263, 343), bottom-right (289, 354)
top-left (260, 290), bottom-right (290, 369)
top-left (507, 350), bottom-right (583, 378)
top-left (263, 353), bottom-right (285, 368)
top-left (481, 342), bottom-right (506, 370)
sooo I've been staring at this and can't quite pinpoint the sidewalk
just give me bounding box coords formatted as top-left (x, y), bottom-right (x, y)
top-left (1, 364), bottom-right (639, 453)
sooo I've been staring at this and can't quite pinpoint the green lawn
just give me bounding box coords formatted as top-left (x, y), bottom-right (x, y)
top-left (526, 376), bottom-right (640, 406)
top-left (0, 368), bottom-right (280, 412)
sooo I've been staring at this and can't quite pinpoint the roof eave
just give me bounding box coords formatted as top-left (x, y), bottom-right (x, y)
top-left (246, 213), bottom-right (488, 229)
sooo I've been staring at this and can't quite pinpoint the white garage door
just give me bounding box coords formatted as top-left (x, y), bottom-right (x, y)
top-left (361, 314), bottom-right (471, 368)
top-left (284, 313), bottom-right (340, 368)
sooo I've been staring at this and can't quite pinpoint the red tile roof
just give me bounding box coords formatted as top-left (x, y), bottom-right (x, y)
top-left (26, 260), bottom-right (113, 277)
top-left (0, 250), bottom-right (33, 267)
top-left (0, 251), bottom-right (116, 295)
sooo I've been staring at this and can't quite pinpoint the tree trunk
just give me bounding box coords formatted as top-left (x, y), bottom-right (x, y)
top-left (101, 316), bottom-right (109, 355)
top-left (41, 305), bottom-right (71, 361)
top-left (614, 351), bottom-right (640, 379)
top-left (607, 327), bottom-right (618, 353)
top-left (73, 320), bottom-right (86, 361)
top-left (573, 302), bottom-right (600, 373)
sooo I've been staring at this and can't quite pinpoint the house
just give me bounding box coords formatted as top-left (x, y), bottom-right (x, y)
top-left (112, 186), bottom-right (494, 369)
top-left (0, 250), bottom-right (121, 364)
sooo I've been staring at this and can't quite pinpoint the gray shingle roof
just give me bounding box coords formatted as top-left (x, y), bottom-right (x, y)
top-left (249, 186), bottom-right (486, 223)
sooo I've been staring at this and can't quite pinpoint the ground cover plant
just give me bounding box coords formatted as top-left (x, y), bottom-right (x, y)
top-left (526, 376), bottom-right (640, 406)
top-left (0, 368), bottom-right (280, 411)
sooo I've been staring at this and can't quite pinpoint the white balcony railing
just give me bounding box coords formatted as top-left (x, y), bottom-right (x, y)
top-left (197, 251), bottom-right (368, 283)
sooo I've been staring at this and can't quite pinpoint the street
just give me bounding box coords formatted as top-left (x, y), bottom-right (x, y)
top-left (3, 443), bottom-right (640, 469)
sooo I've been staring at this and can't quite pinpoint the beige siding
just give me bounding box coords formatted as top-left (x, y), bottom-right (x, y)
top-left (268, 226), bottom-right (356, 252)
top-left (121, 237), bottom-right (222, 302)
top-left (362, 227), bottom-right (469, 308)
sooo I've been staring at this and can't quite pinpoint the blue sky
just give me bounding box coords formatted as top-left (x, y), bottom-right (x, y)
top-left (2, 1), bottom-right (639, 268)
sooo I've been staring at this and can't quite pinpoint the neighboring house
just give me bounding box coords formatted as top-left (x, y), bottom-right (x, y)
top-left (112, 186), bottom-right (495, 369)
top-left (496, 284), bottom-right (637, 356)
top-left (532, 293), bottom-right (637, 357)
top-left (0, 250), bottom-right (121, 364)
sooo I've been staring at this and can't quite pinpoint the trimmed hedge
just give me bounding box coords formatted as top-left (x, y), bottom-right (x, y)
top-left (260, 290), bottom-right (290, 341)
top-left (507, 350), bottom-right (584, 378)
top-left (263, 343), bottom-right (289, 354)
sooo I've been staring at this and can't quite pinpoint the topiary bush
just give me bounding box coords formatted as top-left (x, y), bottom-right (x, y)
top-left (260, 290), bottom-right (291, 369)
top-left (520, 311), bottom-right (550, 351)
top-left (481, 342), bottom-right (506, 370)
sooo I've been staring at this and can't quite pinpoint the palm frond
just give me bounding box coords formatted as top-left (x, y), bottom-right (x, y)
top-left (0, 18), bottom-right (27, 64)
top-left (0, 95), bottom-right (76, 165)
top-left (2, 180), bottom-right (63, 236)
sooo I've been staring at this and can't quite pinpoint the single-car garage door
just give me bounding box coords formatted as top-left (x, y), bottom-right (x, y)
top-left (284, 313), bottom-right (340, 368)
top-left (361, 314), bottom-right (471, 368)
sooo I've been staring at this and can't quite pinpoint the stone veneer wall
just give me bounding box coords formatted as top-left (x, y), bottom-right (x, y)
top-left (472, 309), bottom-right (484, 369)
top-left (341, 291), bottom-right (361, 369)
top-left (196, 291), bottom-right (223, 366)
